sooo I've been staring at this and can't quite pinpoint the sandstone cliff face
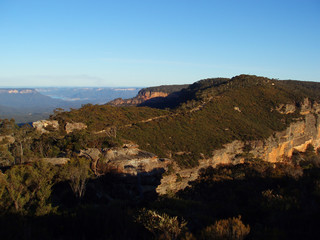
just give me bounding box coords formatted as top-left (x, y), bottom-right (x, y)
top-left (108, 91), bottom-right (169, 106)
top-left (157, 98), bottom-right (320, 194)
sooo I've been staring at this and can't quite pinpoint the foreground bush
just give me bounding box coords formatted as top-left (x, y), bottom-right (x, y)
top-left (136, 208), bottom-right (187, 240)
top-left (201, 215), bottom-right (250, 240)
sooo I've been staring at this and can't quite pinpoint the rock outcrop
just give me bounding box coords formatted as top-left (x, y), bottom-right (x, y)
top-left (33, 120), bottom-right (89, 134)
top-left (102, 147), bottom-right (171, 175)
top-left (79, 148), bottom-right (101, 174)
top-left (157, 98), bottom-right (320, 194)
top-left (79, 145), bottom-right (172, 176)
top-left (65, 122), bottom-right (87, 134)
top-left (79, 145), bottom-right (172, 196)
top-left (33, 120), bottom-right (59, 134)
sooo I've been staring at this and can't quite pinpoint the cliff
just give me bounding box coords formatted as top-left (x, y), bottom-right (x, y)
top-left (108, 84), bottom-right (189, 106)
top-left (157, 98), bottom-right (320, 194)
top-left (109, 91), bottom-right (169, 106)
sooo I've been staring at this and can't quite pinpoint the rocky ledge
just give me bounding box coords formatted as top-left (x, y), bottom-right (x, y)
top-left (80, 145), bottom-right (172, 176)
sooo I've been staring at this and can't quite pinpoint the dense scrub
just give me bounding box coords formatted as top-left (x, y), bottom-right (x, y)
top-left (52, 104), bottom-right (168, 131)
top-left (1, 147), bottom-right (320, 239)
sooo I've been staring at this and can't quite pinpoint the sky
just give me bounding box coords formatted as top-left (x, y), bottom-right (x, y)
top-left (0, 0), bottom-right (319, 87)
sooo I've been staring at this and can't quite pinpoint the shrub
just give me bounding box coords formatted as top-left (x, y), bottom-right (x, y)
top-left (0, 161), bottom-right (56, 215)
top-left (136, 208), bottom-right (187, 240)
top-left (61, 157), bottom-right (92, 201)
top-left (201, 215), bottom-right (250, 240)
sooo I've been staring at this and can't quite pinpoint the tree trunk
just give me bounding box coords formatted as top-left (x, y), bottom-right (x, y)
top-left (20, 142), bottom-right (23, 163)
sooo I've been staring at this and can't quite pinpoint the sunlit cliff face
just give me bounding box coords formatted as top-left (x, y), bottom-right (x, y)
top-left (157, 98), bottom-right (320, 194)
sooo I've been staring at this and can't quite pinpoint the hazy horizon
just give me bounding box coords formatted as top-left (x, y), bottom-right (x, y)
top-left (0, 85), bottom-right (145, 89)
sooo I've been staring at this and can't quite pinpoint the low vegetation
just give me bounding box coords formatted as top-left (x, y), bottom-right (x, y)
top-left (1, 148), bottom-right (320, 239)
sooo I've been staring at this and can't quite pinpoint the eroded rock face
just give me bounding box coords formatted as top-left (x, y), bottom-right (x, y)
top-left (78, 146), bottom-right (172, 177)
top-left (108, 91), bottom-right (169, 106)
top-left (101, 147), bottom-right (171, 176)
top-left (65, 122), bottom-right (87, 134)
top-left (33, 120), bottom-right (59, 134)
top-left (78, 146), bottom-right (172, 197)
top-left (79, 148), bottom-right (101, 174)
top-left (157, 98), bottom-right (320, 194)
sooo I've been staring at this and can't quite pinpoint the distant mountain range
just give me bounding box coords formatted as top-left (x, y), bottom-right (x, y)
top-left (36, 87), bottom-right (140, 105)
top-left (0, 87), bottom-right (140, 123)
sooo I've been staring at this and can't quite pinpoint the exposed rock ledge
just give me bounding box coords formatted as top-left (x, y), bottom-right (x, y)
top-left (157, 98), bottom-right (320, 194)
top-left (33, 120), bottom-right (59, 133)
top-left (80, 145), bottom-right (172, 176)
top-left (33, 120), bottom-right (88, 134)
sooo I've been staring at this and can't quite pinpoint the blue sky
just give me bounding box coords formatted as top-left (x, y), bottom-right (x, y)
top-left (0, 0), bottom-right (319, 87)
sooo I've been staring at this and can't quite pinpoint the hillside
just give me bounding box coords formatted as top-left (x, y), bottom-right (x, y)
top-left (52, 75), bottom-right (320, 167)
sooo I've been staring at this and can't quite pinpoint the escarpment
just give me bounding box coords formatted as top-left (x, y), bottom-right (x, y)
top-left (157, 98), bottom-right (320, 194)
top-left (108, 91), bottom-right (169, 106)
top-left (108, 84), bottom-right (189, 107)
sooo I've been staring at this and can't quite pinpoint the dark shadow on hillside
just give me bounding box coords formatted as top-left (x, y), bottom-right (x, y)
top-left (52, 167), bottom-right (166, 209)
